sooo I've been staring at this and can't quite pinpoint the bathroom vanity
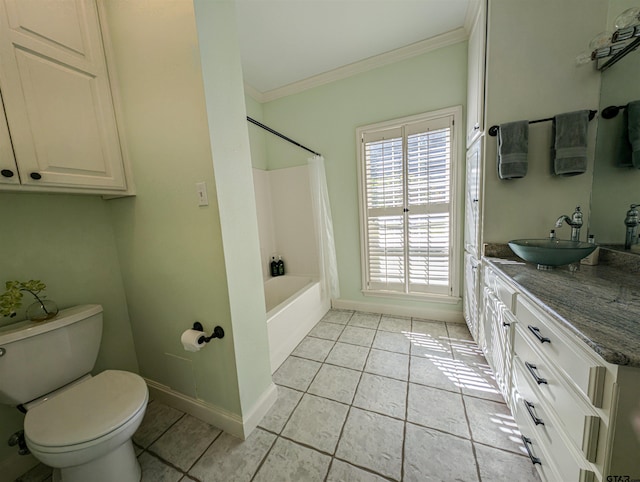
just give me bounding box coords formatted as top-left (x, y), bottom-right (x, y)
top-left (476, 249), bottom-right (640, 482)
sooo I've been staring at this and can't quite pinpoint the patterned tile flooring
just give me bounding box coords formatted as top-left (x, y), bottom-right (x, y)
top-left (17, 310), bottom-right (541, 482)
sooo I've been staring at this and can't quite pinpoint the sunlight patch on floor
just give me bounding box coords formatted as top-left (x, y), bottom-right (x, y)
top-left (403, 331), bottom-right (501, 396)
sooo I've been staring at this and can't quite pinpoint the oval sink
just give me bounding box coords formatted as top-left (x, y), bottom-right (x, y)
top-left (508, 239), bottom-right (596, 269)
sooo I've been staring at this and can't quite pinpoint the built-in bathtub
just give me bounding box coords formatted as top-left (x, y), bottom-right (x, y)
top-left (264, 275), bottom-right (330, 373)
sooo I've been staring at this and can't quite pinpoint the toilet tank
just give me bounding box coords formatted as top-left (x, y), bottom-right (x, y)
top-left (0, 304), bottom-right (103, 406)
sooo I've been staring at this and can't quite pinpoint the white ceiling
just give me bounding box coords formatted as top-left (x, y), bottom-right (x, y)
top-left (235, 0), bottom-right (472, 98)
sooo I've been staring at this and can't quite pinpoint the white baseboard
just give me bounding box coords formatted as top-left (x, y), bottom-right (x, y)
top-left (1, 451), bottom-right (39, 481)
top-left (331, 299), bottom-right (465, 323)
top-left (145, 378), bottom-right (277, 440)
top-left (239, 382), bottom-right (278, 438)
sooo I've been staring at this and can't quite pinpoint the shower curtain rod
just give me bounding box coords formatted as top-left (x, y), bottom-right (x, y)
top-left (246, 116), bottom-right (322, 157)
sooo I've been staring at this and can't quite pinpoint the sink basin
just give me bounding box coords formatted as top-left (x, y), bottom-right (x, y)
top-left (508, 239), bottom-right (597, 269)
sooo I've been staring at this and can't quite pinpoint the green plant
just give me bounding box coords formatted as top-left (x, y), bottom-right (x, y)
top-left (0, 280), bottom-right (49, 318)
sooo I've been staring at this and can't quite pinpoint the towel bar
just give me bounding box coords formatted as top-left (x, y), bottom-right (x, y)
top-left (488, 110), bottom-right (597, 136)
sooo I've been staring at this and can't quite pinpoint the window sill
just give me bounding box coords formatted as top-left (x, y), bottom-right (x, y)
top-left (361, 289), bottom-right (461, 305)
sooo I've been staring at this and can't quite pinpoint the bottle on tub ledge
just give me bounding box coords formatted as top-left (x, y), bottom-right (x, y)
top-left (277, 256), bottom-right (285, 276)
top-left (270, 256), bottom-right (278, 277)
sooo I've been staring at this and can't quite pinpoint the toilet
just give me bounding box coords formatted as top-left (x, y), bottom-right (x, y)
top-left (0, 304), bottom-right (148, 482)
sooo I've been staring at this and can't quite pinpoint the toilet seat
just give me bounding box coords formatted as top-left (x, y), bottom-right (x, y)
top-left (24, 370), bottom-right (147, 452)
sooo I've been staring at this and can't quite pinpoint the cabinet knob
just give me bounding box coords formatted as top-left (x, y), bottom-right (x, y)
top-left (1, 169), bottom-right (14, 178)
top-left (30, 172), bottom-right (42, 180)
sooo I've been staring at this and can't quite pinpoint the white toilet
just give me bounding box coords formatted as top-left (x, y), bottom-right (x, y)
top-left (0, 304), bottom-right (148, 482)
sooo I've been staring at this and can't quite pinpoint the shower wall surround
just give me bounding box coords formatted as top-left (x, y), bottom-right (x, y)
top-left (252, 166), bottom-right (319, 281)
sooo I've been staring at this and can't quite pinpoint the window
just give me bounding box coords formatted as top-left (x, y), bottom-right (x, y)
top-left (356, 107), bottom-right (461, 300)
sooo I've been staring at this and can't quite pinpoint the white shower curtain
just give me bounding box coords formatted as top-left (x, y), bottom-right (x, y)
top-left (308, 155), bottom-right (340, 300)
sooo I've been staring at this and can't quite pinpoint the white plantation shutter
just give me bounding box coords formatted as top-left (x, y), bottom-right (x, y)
top-left (359, 112), bottom-right (456, 297)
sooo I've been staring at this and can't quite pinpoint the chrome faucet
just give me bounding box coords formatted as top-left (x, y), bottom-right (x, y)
top-left (624, 204), bottom-right (640, 249)
top-left (555, 206), bottom-right (583, 242)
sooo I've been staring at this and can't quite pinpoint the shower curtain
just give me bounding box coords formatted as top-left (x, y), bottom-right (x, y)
top-left (308, 155), bottom-right (340, 300)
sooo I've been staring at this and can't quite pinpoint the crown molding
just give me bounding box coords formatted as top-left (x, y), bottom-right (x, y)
top-left (243, 82), bottom-right (263, 103)
top-left (245, 27), bottom-right (468, 104)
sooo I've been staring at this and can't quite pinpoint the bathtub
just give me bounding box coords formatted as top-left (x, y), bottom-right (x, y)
top-left (265, 275), bottom-right (330, 373)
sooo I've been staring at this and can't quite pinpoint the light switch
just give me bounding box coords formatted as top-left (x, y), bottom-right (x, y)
top-left (196, 181), bottom-right (209, 206)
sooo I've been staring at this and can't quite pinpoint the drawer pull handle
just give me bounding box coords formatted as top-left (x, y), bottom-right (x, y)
top-left (525, 361), bottom-right (548, 385)
top-left (524, 400), bottom-right (544, 426)
top-left (521, 435), bottom-right (542, 465)
top-left (528, 325), bottom-right (551, 344)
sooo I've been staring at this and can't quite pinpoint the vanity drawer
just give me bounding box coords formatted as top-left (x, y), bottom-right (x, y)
top-left (513, 326), bottom-right (601, 461)
top-left (484, 266), bottom-right (518, 311)
top-left (512, 359), bottom-right (597, 482)
top-left (515, 297), bottom-right (606, 407)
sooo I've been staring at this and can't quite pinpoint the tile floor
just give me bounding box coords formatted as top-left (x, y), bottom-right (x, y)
top-left (16, 309), bottom-right (541, 482)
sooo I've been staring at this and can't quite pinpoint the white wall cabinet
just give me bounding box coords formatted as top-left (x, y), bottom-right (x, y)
top-left (462, 1), bottom-right (486, 338)
top-left (481, 261), bottom-right (640, 481)
top-left (0, 0), bottom-right (131, 194)
top-left (463, 253), bottom-right (480, 340)
top-left (0, 95), bottom-right (18, 185)
top-left (466, 0), bottom-right (486, 148)
top-left (464, 138), bottom-right (482, 258)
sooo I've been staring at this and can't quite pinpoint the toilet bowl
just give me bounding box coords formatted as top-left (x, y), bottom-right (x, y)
top-left (24, 370), bottom-right (148, 482)
top-left (0, 305), bottom-right (149, 482)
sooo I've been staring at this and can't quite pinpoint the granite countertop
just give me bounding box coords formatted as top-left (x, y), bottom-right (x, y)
top-left (483, 251), bottom-right (640, 368)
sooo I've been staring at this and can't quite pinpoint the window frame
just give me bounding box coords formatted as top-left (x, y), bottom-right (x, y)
top-left (356, 106), bottom-right (463, 303)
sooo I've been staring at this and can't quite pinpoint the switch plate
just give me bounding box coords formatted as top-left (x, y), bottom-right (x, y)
top-left (196, 181), bottom-right (208, 206)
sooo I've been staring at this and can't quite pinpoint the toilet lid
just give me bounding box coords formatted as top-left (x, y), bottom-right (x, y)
top-left (25, 370), bottom-right (148, 448)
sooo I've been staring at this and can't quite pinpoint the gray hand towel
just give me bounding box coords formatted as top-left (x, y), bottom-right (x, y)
top-left (628, 100), bottom-right (640, 168)
top-left (617, 108), bottom-right (633, 167)
top-left (497, 120), bottom-right (528, 180)
top-left (552, 110), bottom-right (589, 176)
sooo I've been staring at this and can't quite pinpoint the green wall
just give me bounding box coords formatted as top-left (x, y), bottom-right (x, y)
top-left (104, 0), bottom-right (241, 411)
top-left (105, 0), bottom-right (272, 419)
top-left (193, 0), bottom-right (273, 416)
top-left (0, 193), bottom-right (137, 472)
top-left (245, 94), bottom-right (268, 169)
top-left (258, 42), bottom-right (468, 313)
top-left (482, 0), bottom-right (606, 243)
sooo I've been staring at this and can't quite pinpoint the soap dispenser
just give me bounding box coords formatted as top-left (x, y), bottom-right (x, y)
top-left (270, 256), bottom-right (278, 277)
top-left (277, 256), bottom-right (285, 276)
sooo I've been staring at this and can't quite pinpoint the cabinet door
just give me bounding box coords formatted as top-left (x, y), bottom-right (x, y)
top-left (464, 138), bottom-right (482, 257)
top-left (0, 0), bottom-right (126, 190)
top-left (0, 93), bottom-right (19, 185)
top-left (466, 2), bottom-right (486, 147)
top-left (463, 252), bottom-right (480, 342)
top-left (481, 286), bottom-right (513, 401)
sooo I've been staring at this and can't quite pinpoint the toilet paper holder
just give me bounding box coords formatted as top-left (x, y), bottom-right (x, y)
top-left (192, 321), bottom-right (225, 344)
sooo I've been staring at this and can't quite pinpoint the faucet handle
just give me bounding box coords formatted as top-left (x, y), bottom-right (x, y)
top-left (625, 205), bottom-right (640, 226)
top-left (571, 206), bottom-right (583, 227)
